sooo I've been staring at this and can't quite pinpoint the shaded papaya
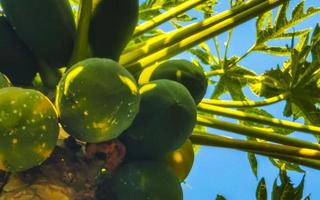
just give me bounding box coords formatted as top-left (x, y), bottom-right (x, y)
top-left (0, 87), bottom-right (59, 172)
top-left (0, 72), bottom-right (12, 88)
top-left (1, 0), bottom-right (76, 68)
top-left (55, 58), bottom-right (140, 143)
top-left (89, 0), bottom-right (139, 61)
top-left (139, 59), bottom-right (208, 104)
top-left (165, 138), bottom-right (194, 182)
top-left (0, 16), bottom-right (39, 86)
top-left (121, 80), bottom-right (197, 160)
top-left (95, 161), bottom-right (183, 200)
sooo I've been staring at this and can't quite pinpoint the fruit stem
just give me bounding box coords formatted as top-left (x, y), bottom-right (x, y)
top-left (68, 0), bottom-right (92, 67)
top-left (37, 59), bottom-right (62, 89)
top-left (197, 103), bottom-right (320, 135)
top-left (133, 0), bottom-right (208, 37)
top-left (196, 115), bottom-right (320, 150)
top-left (205, 69), bottom-right (225, 77)
top-left (121, 0), bottom-right (265, 63)
top-left (200, 92), bottom-right (289, 107)
top-left (190, 133), bottom-right (320, 170)
top-left (120, 0), bottom-right (285, 70)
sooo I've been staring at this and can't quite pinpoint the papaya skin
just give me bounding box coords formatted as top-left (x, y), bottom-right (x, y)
top-left (89, 0), bottom-right (139, 61)
top-left (121, 80), bottom-right (197, 160)
top-left (0, 87), bottom-right (59, 172)
top-left (95, 161), bottom-right (183, 200)
top-left (0, 16), bottom-right (39, 86)
top-left (1, 0), bottom-right (76, 68)
top-left (139, 59), bottom-right (208, 104)
top-left (165, 139), bottom-right (195, 182)
top-left (55, 58), bottom-right (140, 143)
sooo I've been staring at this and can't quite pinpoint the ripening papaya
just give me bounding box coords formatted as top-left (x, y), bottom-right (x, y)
top-left (55, 58), bottom-right (140, 143)
top-left (95, 161), bottom-right (183, 200)
top-left (0, 87), bottom-right (59, 172)
top-left (89, 0), bottom-right (139, 61)
top-left (0, 16), bottom-right (39, 86)
top-left (121, 80), bottom-right (197, 160)
top-left (1, 0), bottom-right (76, 68)
top-left (139, 59), bottom-right (208, 104)
top-left (164, 139), bottom-right (194, 182)
top-left (0, 72), bottom-right (12, 88)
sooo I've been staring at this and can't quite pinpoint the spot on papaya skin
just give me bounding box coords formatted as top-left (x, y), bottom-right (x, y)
top-left (64, 66), bottom-right (84, 96)
top-left (0, 155), bottom-right (6, 170)
top-left (33, 145), bottom-right (52, 159)
top-left (92, 121), bottom-right (108, 129)
top-left (139, 83), bottom-right (157, 94)
top-left (173, 152), bottom-right (183, 163)
top-left (176, 70), bottom-right (182, 81)
top-left (118, 75), bottom-right (138, 94)
top-left (11, 138), bottom-right (18, 145)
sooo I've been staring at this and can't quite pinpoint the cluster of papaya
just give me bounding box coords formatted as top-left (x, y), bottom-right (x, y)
top-left (0, 0), bottom-right (208, 199)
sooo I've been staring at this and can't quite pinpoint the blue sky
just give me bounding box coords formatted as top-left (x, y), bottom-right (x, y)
top-left (167, 1), bottom-right (320, 199)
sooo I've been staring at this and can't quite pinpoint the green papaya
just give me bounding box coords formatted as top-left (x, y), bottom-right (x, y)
top-left (0, 72), bottom-right (12, 88)
top-left (0, 16), bottom-right (39, 86)
top-left (95, 161), bottom-right (183, 200)
top-left (139, 59), bottom-right (208, 104)
top-left (121, 80), bottom-right (197, 160)
top-left (89, 0), bottom-right (139, 61)
top-left (55, 58), bottom-right (140, 143)
top-left (1, 0), bottom-right (76, 68)
top-left (0, 87), bottom-right (59, 172)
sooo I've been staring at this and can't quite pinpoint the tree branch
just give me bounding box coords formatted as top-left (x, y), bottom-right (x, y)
top-left (196, 115), bottom-right (320, 150)
top-left (190, 133), bottom-right (320, 170)
top-left (197, 103), bottom-right (320, 135)
top-left (68, 0), bottom-right (92, 66)
top-left (122, 0), bottom-right (288, 73)
top-left (201, 92), bottom-right (289, 107)
top-left (133, 0), bottom-right (208, 37)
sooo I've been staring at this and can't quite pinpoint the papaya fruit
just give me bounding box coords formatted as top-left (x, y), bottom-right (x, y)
top-left (1, 0), bottom-right (76, 68)
top-left (165, 139), bottom-right (194, 182)
top-left (95, 161), bottom-right (183, 200)
top-left (0, 87), bottom-right (59, 172)
top-left (89, 0), bottom-right (139, 61)
top-left (0, 16), bottom-right (39, 86)
top-left (0, 72), bottom-right (12, 88)
top-left (139, 59), bottom-right (208, 104)
top-left (121, 80), bottom-right (197, 160)
top-left (55, 58), bottom-right (140, 143)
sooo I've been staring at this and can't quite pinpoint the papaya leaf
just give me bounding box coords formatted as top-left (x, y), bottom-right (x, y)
top-left (216, 194), bottom-right (227, 200)
top-left (195, 0), bottom-right (216, 18)
top-left (238, 108), bottom-right (293, 135)
top-left (139, 0), bottom-right (196, 22)
top-left (311, 24), bottom-right (320, 64)
top-left (174, 13), bottom-right (197, 22)
top-left (304, 194), bottom-right (311, 200)
top-left (248, 152), bottom-right (258, 178)
top-left (272, 169), bottom-right (306, 200)
top-left (269, 158), bottom-right (305, 173)
top-left (256, 178), bottom-right (267, 200)
top-left (273, 29), bottom-right (311, 40)
top-left (253, 2), bottom-right (320, 56)
top-left (248, 67), bottom-right (290, 98)
top-left (230, 0), bottom-right (246, 8)
top-left (211, 56), bottom-right (256, 99)
top-left (189, 48), bottom-right (214, 66)
top-left (131, 28), bottom-right (165, 45)
top-left (189, 42), bottom-right (219, 66)
top-left (254, 45), bottom-right (292, 56)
